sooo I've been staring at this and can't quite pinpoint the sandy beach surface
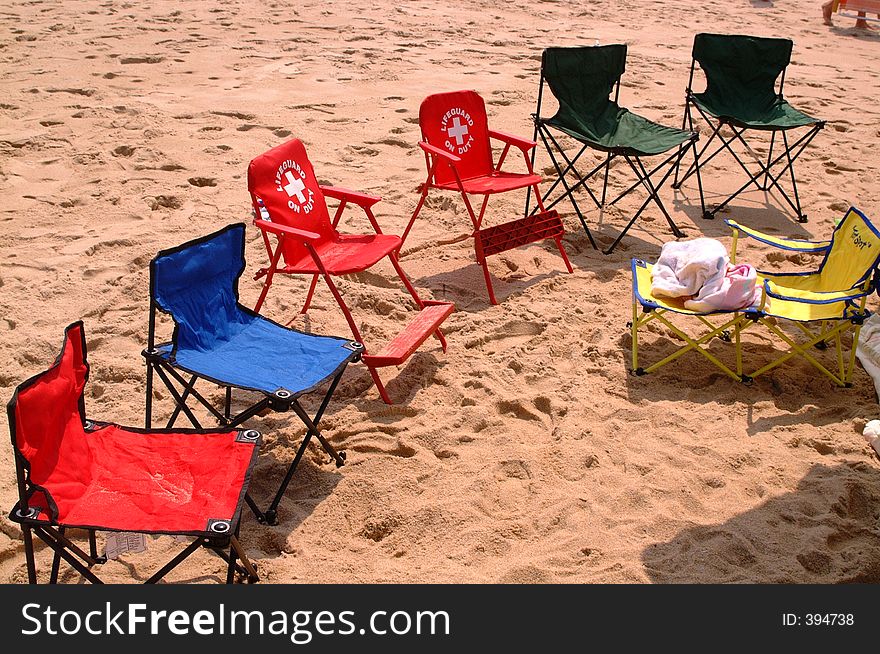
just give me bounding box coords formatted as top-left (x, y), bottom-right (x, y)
top-left (1, 0), bottom-right (879, 583)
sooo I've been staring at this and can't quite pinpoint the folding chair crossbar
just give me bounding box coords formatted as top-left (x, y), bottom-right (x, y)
top-left (675, 102), bottom-right (823, 222)
top-left (747, 316), bottom-right (861, 386)
top-left (631, 306), bottom-right (748, 381)
top-left (24, 522), bottom-right (258, 585)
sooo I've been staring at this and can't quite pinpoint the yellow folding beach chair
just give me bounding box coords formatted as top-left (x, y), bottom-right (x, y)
top-left (631, 207), bottom-right (880, 387)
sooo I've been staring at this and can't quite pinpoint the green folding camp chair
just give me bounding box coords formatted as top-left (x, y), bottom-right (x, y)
top-left (673, 34), bottom-right (825, 224)
top-left (529, 45), bottom-right (698, 254)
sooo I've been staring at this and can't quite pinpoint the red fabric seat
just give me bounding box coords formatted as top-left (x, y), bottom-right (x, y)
top-left (435, 171), bottom-right (543, 195)
top-left (283, 233), bottom-right (403, 275)
top-left (24, 424), bottom-right (256, 534)
top-left (10, 323), bottom-right (257, 536)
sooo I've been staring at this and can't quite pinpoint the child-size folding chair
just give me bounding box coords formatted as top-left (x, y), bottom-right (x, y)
top-left (247, 138), bottom-right (454, 403)
top-left (9, 322), bottom-right (261, 584)
top-left (631, 207), bottom-right (880, 387)
top-left (144, 223), bottom-right (361, 525)
top-left (673, 34), bottom-right (825, 224)
top-left (530, 45), bottom-right (697, 255)
top-left (403, 89), bottom-right (572, 304)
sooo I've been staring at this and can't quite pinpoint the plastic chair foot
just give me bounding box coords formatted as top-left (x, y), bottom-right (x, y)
top-left (814, 341), bottom-right (828, 350)
top-left (718, 330), bottom-right (732, 343)
top-left (798, 214), bottom-right (808, 224)
top-left (631, 367), bottom-right (646, 376)
top-left (702, 211), bottom-right (715, 220)
top-left (335, 450), bottom-right (347, 468)
top-left (263, 509), bottom-right (277, 526)
top-left (671, 182), bottom-right (681, 190)
top-left (844, 382), bottom-right (853, 388)
top-left (740, 375), bottom-right (753, 384)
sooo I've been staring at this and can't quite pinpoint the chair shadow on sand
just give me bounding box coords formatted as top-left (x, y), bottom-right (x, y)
top-left (641, 462), bottom-right (880, 583)
top-left (619, 324), bottom-right (878, 436)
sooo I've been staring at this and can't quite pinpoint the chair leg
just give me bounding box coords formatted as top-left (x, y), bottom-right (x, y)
top-left (22, 525), bottom-right (37, 584)
top-left (782, 130), bottom-right (807, 223)
top-left (50, 527), bottom-right (65, 584)
top-left (33, 527), bottom-right (104, 584)
top-left (253, 239), bottom-right (284, 314)
top-left (672, 97), bottom-right (691, 188)
top-left (763, 130), bottom-right (776, 190)
top-left (369, 366), bottom-right (392, 404)
top-left (555, 237), bottom-right (574, 273)
top-left (301, 274), bottom-right (320, 314)
top-left (229, 536), bottom-right (259, 583)
top-left (479, 255), bottom-right (499, 306)
top-left (145, 359), bottom-right (154, 429)
top-left (386, 252), bottom-right (447, 350)
top-left (225, 537), bottom-right (237, 585)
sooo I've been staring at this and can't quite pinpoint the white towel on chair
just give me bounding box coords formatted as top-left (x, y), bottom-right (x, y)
top-left (651, 238), bottom-right (729, 298)
top-left (651, 238), bottom-right (759, 312)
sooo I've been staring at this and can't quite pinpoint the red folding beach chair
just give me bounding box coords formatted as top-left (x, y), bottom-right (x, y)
top-left (248, 138), bottom-right (454, 404)
top-left (8, 322), bottom-right (260, 584)
top-left (403, 90), bottom-right (573, 305)
top-left (833, 0), bottom-right (880, 23)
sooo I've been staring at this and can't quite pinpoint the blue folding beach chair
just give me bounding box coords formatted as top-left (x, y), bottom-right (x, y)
top-left (143, 223), bottom-right (362, 525)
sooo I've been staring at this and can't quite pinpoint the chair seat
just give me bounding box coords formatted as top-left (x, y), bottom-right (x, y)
top-left (435, 171), bottom-right (542, 195)
top-left (545, 107), bottom-right (694, 156)
top-left (283, 233), bottom-right (402, 274)
top-left (16, 423), bottom-right (256, 535)
top-left (157, 314), bottom-right (357, 397)
top-left (633, 259), bottom-right (860, 323)
top-left (692, 93), bottom-right (818, 130)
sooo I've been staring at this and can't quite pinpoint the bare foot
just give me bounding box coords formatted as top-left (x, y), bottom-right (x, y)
top-left (822, 2), bottom-right (833, 25)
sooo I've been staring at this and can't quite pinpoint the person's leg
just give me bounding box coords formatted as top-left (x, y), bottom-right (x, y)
top-left (856, 10), bottom-right (871, 28)
top-left (822, 1), bottom-right (834, 25)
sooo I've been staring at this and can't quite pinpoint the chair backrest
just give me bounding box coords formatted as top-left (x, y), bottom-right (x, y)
top-left (247, 138), bottom-right (336, 266)
top-left (8, 322), bottom-right (91, 513)
top-left (817, 207), bottom-right (880, 291)
top-left (151, 224), bottom-right (252, 353)
top-left (541, 45), bottom-right (626, 120)
top-left (692, 34), bottom-right (792, 109)
top-left (419, 90), bottom-right (493, 186)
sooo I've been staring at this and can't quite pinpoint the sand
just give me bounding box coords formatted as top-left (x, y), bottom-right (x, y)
top-left (1, 0), bottom-right (879, 584)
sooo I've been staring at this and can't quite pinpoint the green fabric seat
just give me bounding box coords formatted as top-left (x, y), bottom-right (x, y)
top-left (531, 44), bottom-right (695, 254)
top-left (542, 45), bottom-right (694, 156)
top-left (691, 34), bottom-right (819, 130)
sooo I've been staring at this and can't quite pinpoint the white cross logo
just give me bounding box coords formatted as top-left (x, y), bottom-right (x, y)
top-left (447, 117), bottom-right (469, 146)
top-left (283, 170), bottom-right (306, 203)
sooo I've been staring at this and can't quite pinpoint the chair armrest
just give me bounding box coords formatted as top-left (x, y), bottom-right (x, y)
top-left (320, 185), bottom-right (381, 209)
top-left (254, 219), bottom-right (320, 242)
top-left (763, 279), bottom-right (868, 304)
top-left (488, 129), bottom-right (536, 151)
top-left (419, 141), bottom-right (462, 163)
top-left (726, 220), bottom-right (831, 254)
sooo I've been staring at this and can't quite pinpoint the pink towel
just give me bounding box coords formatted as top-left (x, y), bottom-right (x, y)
top-left (684, 262), bottom-right (761, 312)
